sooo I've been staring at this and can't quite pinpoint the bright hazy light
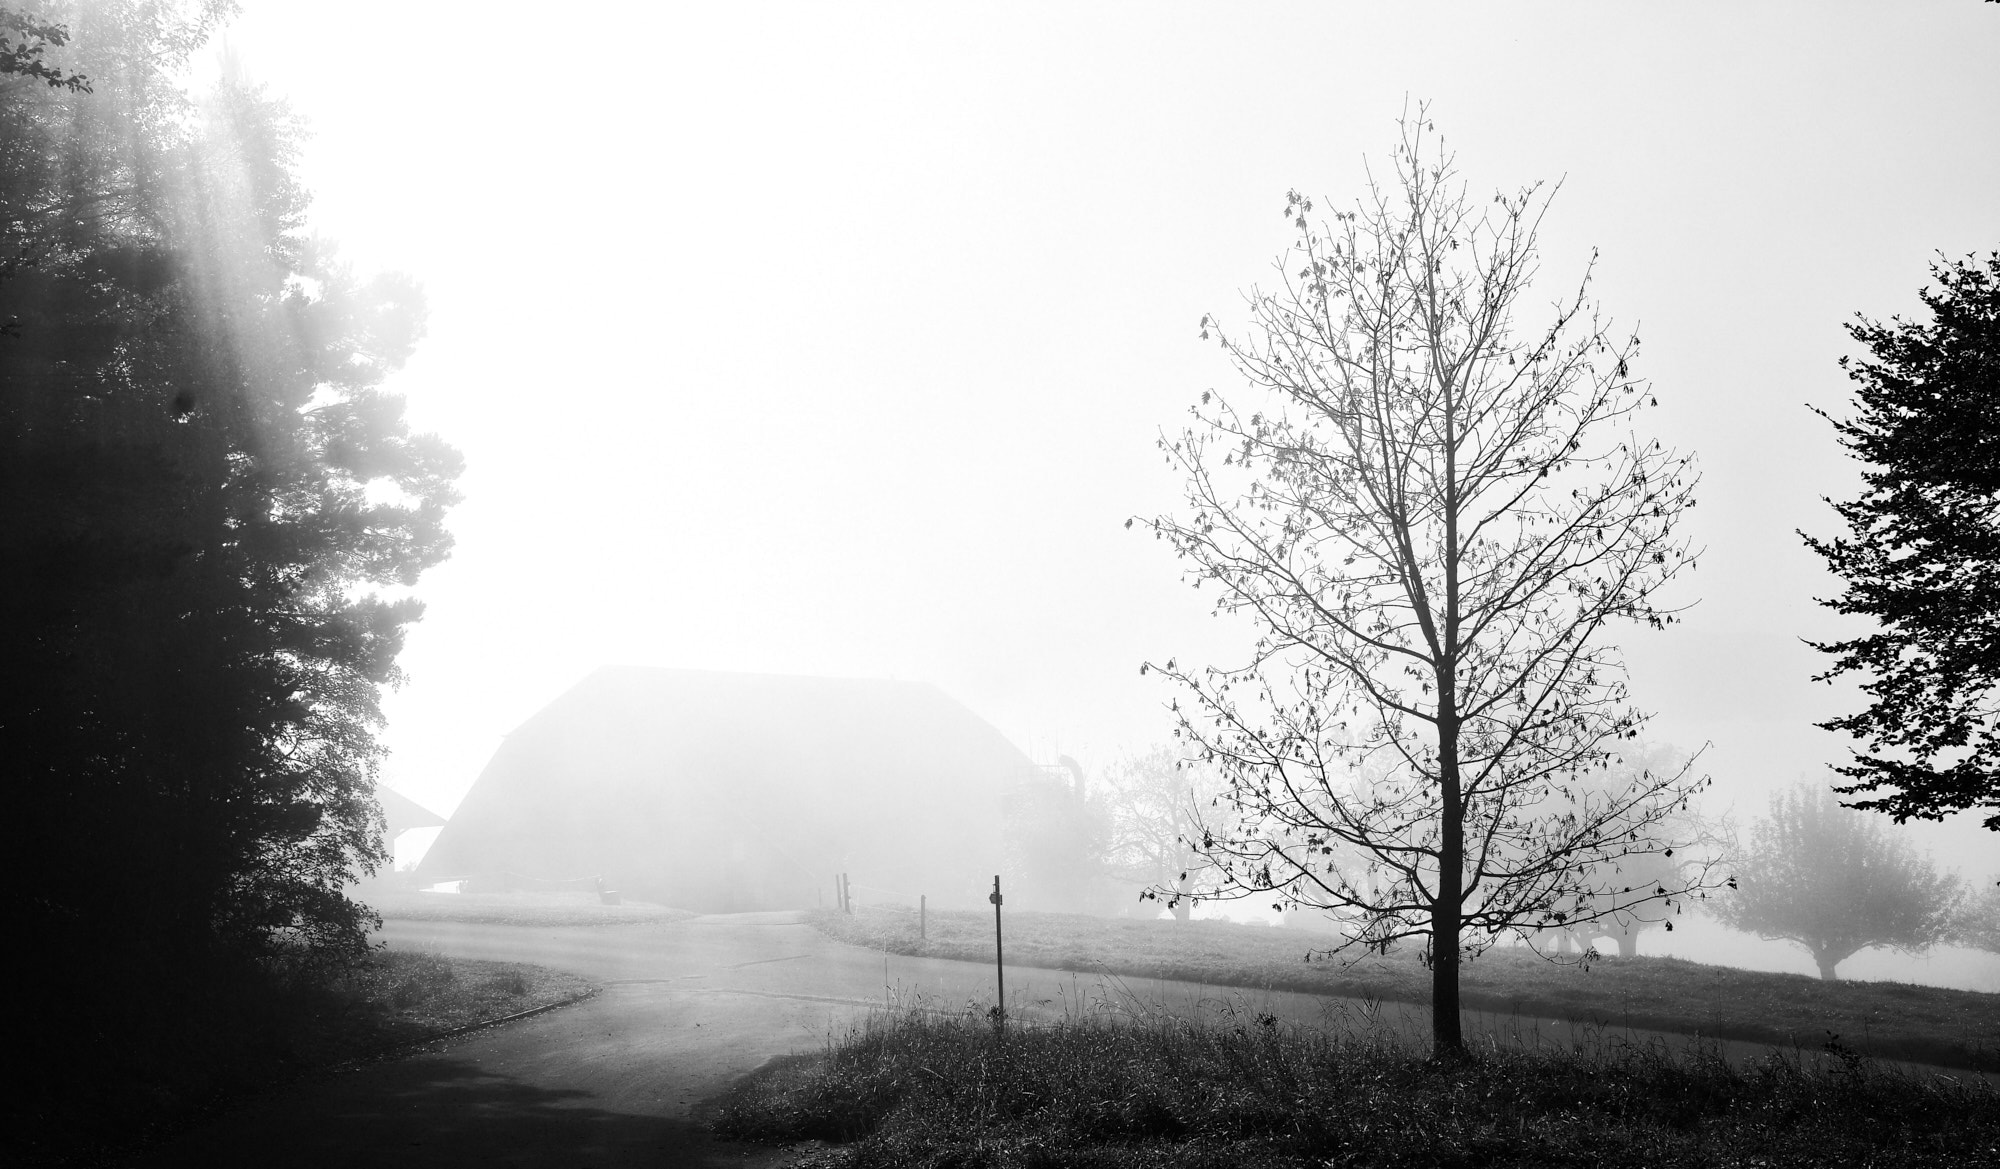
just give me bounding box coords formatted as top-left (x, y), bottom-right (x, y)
top-left (218, 4), bottom-right (1998, 985)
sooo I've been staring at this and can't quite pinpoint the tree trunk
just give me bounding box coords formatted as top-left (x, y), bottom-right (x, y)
top-left (1432, 711), bottom-right (1465, 1058)
top-left (1816, 954), bottom-right (1841, 981)
top-left (1616, 932), bottom-right (1639, 960)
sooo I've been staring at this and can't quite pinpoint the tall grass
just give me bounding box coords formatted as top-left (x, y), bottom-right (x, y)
top-left (717, 1006), bottom-right (2000, 1168)
top-left (816, 905), bottom-right (2000, 1071)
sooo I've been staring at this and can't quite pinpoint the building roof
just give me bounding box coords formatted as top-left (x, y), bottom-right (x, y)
top-left (416, 666), bottom-right (1032, 912)
top-left (377, 785), bottom-right (447, 835)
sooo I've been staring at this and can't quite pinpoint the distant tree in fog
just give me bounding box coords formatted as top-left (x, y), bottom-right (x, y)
top-left (1100, 745), bottom-right (1224, 921)
top-left (1805, 252), bottom-right (2000, 832)
top-left (1135, 112), bottom-right (1716, 1058)
top-left (1003, 757), bottom-right (1115, 914)
top-left (1548, 741), bottom-right (1728, 959)
top-left (1954, 877), bottom-right (2000, 956)
top-left (1716, 783), bottom-right (1963, 981)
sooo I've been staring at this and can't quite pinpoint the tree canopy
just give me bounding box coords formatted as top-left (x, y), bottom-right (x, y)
top-left (1138, 115), bottom-right (1714, 1057)
top-left (1805, 252), bottom-right (2000, 831)
top-left (4, 0), bottom-right (460, 1119)
top-left (1715, 783), bottom-right (1963, 980)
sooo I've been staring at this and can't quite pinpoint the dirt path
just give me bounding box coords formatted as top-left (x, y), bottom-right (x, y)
top-left (138, 910), bottom-right (1987, 1167)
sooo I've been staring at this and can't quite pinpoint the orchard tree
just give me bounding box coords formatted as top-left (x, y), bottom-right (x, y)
top-left (1136, 114), bottom-right (1714, 1057)
top-left (1952, 877), bottom-right (2000, 956)
top-left (1716, 783), bottom-right (1963, 980)
top-left (1805, 252), bottom-right (2000, 831)
top-left (1547, 741), bottom-right (1727, 959)
top-left (1100, 745), bottom-right (1225, 921)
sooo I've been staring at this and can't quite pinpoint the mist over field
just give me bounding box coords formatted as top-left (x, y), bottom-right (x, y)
top-left (214, 2), bottom-right (1994, 991)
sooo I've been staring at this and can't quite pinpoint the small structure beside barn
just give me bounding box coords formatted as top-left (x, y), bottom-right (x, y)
top-left (416, 666), bottom-right (1037, 913)
top-left (376, 785), bottom-right (447, 870)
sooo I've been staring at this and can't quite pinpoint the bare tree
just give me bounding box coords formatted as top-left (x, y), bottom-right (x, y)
top-left (1100, 745), bottom-right (1225, 921)
top-left (1136, 114), bottom-right (1713, 1057)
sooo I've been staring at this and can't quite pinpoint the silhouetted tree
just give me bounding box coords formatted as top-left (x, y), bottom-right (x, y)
top-left (2, 0), bottom-right (459, 1123)
top-left (1137, 114), bottom-right (1714, 1057)
top-left (1, 5), bottom-right (91, 91)
top-left (1101, 745), bottom-right (1224, 921)
top-left (1805, 252), bottom-right (2000, 831)
top-left (1715, 783), bottom-right (1962, 980)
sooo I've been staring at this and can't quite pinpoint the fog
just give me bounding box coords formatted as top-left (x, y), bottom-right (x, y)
top-left (216, 4), bottom-right (1999, 989)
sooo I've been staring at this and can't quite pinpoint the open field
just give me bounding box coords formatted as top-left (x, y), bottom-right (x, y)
top-left (365, 890), bottom-right (697, 928)
top-left (717, 1008), bottom-right (2000, 1168)
top-left (813, 906), bottom-right (2000, 1071)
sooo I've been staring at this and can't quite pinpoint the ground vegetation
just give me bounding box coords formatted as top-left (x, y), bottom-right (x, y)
top-left (23, 949), bottom-right (590, 1165)
top-left (716, 1008), bottom-right (2000, 1168)
top-left (814, 905), bottom-right (1999, 1070)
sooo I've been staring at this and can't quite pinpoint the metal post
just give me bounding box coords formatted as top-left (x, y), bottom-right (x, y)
top-left (988, 875), bottom-right (1004, 1024)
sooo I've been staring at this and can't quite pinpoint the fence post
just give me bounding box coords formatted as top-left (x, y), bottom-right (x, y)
top-left (988, 874), bottom-right (1004, 1025)
top-left (919, 894), bottom-right (926, 940)
top-left (842, 872), bottom-right (852, 915)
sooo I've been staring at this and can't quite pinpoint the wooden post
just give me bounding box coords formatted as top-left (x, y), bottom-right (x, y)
top-left (919, 894), bottom-right (926, 940)
top-left (842, 872), bottom-right (852, 914)
top-left (988, 875), bottom-right (1005, 1024)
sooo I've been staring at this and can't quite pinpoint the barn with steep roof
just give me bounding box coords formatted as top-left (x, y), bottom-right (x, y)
top-left (417, 666), bottom-right (1033, 913)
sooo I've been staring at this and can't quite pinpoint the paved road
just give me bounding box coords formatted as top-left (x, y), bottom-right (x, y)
top-left (138, 910), bottom-right (1988, 1167)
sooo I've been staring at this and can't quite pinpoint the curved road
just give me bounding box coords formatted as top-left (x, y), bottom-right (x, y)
top-left (139, 910), bottom-right (1984, 1167)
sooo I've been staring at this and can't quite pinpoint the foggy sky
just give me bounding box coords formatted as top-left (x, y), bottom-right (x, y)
top-left (218, 4), bottom-right (1998, 975)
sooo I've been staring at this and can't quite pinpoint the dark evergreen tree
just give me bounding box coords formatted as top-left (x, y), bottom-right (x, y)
top-left (2, 0), bottom-right (459, 1128)
top-left (1805, 252), bottom-right (2000, 830)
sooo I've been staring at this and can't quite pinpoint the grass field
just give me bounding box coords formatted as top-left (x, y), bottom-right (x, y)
top-left (813, 905), bottom-right (2000, 1071)
top-left (367, 890), bottom-right (697, 928)
top-left (716, 1007), bottom-right (2000, 1168)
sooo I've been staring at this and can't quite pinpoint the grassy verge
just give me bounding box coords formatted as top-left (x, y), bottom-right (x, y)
top-left (814, 905), bottom-right (2000, 1071)
top-left (22, 949), bottom-right (594, 1167)
top-left (716, 1009), bottom-right (2000, 1168)
top-left (368, 890), bottom-right (697, 927)
top-left (286, 947), bottom-right (596, 1065)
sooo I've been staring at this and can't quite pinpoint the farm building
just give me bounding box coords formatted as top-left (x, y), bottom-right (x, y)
top-left (416, 666), bottom-right (1050, 913)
